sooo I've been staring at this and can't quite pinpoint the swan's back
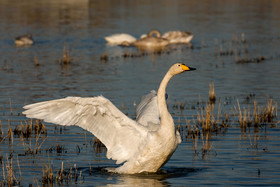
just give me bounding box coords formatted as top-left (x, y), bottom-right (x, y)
top-left (132, 36), bottom-right (169, 50)
top-left (162, 31), bottom-right (193, 44)
top-left (105, 33), bottom-right (137, 45)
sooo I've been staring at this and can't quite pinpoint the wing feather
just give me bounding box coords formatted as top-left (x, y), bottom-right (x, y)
top-left (23, 96), bottom-right (147, 164)
top-left (136, 90), bottom-right (160, 130)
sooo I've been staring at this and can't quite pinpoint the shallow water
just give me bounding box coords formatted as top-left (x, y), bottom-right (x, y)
top-left (1, 0), bottom-right (280, 186)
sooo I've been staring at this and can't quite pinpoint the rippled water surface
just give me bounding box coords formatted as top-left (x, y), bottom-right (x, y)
top-left (1, 0), bottom-right (280, 186)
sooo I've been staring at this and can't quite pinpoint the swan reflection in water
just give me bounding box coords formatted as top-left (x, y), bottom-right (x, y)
top-left (82, 166), bottom-right (201, 187)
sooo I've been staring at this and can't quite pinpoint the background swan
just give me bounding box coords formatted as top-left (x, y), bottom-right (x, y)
top-left (162, 30), bottom-right (193, 44)
top-left (105, 33), bottom-right (137, 45)
top-left (14, 34), bottom-right (34, 46)
top-left (132, 30), bottom-right (169, 51)
top-left (23, 63), bottom-right (196, 174)
top-left (139, 30), bottom-right (194, 45)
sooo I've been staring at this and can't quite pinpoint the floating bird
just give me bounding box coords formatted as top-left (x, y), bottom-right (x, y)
top-left (131, 30), bottom-right (169, 51)
top-left (14, 34), bottom-right (34, 46)
top-left (141, 30), bottom-right (194, 44)
top-left (162, 30), bottom-right (193, 44)
top-left (105, 33), bottom-right (137, 45)
top-left (23, 63), bottom-right (196, 174)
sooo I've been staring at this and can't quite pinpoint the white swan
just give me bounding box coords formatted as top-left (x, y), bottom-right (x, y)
top-left (132, 30), bottom-right (169, 51)
top-left (138, 30), bottom-right (193, 45)
top-left (23, 63), bottom-right (196, 174)
top-left (162, 30), bottom-right (193, 44)
top-left (14, 34), bottom-right (34, 46)
top-left (105, 33), bottom-right (137, 45)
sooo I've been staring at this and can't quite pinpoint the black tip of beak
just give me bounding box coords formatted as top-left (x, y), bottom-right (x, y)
top-left (189, 67), bottom-right (196, 71)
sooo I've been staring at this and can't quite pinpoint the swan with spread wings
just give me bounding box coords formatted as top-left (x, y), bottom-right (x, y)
top-left (23, 63), bottom-right (196, 174)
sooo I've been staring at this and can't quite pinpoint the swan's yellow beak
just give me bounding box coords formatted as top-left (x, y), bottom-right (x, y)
top-left (181, 64), bottom-right (196, 71)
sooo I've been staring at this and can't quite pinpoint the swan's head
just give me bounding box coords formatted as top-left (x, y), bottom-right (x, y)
top-left (169, 63), bottom-right (196, 76)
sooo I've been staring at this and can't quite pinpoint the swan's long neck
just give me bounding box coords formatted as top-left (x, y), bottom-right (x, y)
top-left (157, 71), bottom-right (173, 123)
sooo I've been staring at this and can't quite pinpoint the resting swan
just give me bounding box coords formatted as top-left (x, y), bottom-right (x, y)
top-left (141, 30), bottom-right (194, 44)
top-left (131, 30), bottom-right (169, 51)
top-left (162, 30), bottom-right (194, 44)
top-left (14, 34), bottom-right (34, 46)
top-left (23, 63), bottom-right (196, 174)
top-left (105, 33), bottom-right (137, 45)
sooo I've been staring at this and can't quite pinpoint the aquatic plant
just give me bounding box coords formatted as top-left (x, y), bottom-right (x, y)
top-left (197, 103), bottom-right (218, 132)
top-left (13, 120), bottom-right (47, 140)
top-left (20, 133), bottom-right (47, 156)
top-left (42, 161), bottom-right (83, 185)
top-left (92, 137), bottom-right (106, 154)
top-left (7, 123), bottom-right (13, 143)
top-left (209, 81), bottom-right (216, 104)
top-left (45, 144), bottom-right (65, 154)
top-left (255, 98), bottom-right (277, 124)
top-left (236, 56), bottom-right (265, 64)
top-left (0, 120), bottom-right (4, 143)
top-left (100, 53), bottom-right (108, 62)
top-left (1, 156), bottom-right (22, 186)
top-left (42, 161), bottom-right (54, 185)
top-left (235, 99), bottom-right (251, 130)
top-left (59, 44), bottom-right (72, 65)
top-left (235, 97), bottom-right (278, 130)
top-left (186, 118), bottom-right (200, 140)
top-left (34, 56), bottom-right (39, 67)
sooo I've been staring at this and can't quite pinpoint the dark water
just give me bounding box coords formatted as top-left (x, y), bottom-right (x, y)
top-left (1, 0), bottom-right (280, 186)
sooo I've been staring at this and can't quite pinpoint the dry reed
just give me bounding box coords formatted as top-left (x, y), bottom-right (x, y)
top-left (235, 97), bottom-right (278, 130)
top-left (92, 137), bottom-right (106, 154)
top-left (197, 103), bottom-right (218, 132)
top-left (209, 82), bottom-right (216, 104)
top-left (59, 44), bottom-right (72, 65)
top-left (34, 56), bottom-right (39, 66)
top-left (235, 99), bottom-right (251, 130)
top-left (42, 162), bottom-right (54, 185)
top-left (1, 155), bottom-right (22, 186)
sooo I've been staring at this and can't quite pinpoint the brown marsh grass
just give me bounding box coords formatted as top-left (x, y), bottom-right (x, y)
top-left (13, 120), bottom-right (47, 140)
top-left (0, 120), bottom-right (5, 143)
top-left (92, 137), bottom-right (106, 154)
top-left (235, 97), bottom-right (278, 130)
top-left (1, 156), bottom-right (22, 186)
top-left (21, 134), bottom-right (47, 156)
top-left (34, 56), bottom-right (39, 66)
top-left (42, 159), bottom-right (54, 185)
top-left (59, 44), bottom-right (72, 65)
top-left (209, 82), bottom-right (216, 104)
top-left (42, 161), bottom-right (82, 185)
top-left (235, 99), bottom-right (251, 130)
top-left (197, 103), bottom-right (220, 132)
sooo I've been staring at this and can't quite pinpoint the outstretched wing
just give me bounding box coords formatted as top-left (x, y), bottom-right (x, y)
top-left (23, 96), bottom-right (147, 164)
top-left (136, 90), bottom-right (160, 131)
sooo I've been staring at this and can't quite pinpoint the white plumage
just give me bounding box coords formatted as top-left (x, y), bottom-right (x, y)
top-left (105, 33), bottom-right (137, 45)
top-left (162, 30), bottom-right (194, 44)
top-left (23, 63), bottom-right (196, 174)
top-left (14, 34), bottom-right (34, 46)
top-left (104, 30), bottom-right (194, 48)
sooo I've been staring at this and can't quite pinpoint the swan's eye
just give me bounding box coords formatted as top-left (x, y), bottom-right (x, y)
top-left (178, 64), bottom-right (181, 67)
